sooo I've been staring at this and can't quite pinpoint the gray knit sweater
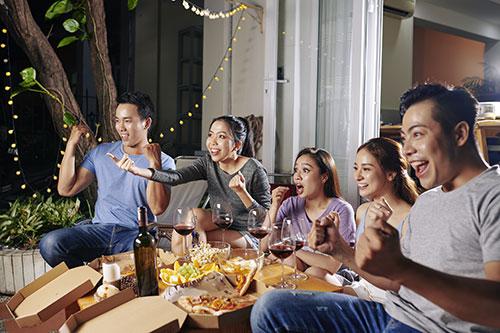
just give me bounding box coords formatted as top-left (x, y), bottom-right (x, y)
top-left (150, 154), bottom-right (271, 231)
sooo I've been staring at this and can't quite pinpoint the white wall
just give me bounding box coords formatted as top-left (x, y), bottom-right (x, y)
top-left (381, 15), bottom-right (413, 124)
top-left (201, 1), bottom-right (266, 154)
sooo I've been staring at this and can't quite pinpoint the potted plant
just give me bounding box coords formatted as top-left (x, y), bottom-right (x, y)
top-left (0, 194), bottom-right (91, 294)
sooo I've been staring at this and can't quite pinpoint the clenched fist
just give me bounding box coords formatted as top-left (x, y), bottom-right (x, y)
top-left (229, 171), bottom-right (247, 194)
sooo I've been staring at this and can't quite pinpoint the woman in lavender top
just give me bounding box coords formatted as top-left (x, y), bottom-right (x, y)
top-left (266, 147), bottom-right (356, 279)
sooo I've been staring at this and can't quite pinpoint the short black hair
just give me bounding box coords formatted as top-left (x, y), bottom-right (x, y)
top-left (116, 91), bottom-right (155, 121)
top-left (399, 83), bottom-right (479, 145)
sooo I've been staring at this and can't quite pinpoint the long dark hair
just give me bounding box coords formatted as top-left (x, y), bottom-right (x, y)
top-left (295, 148), bottom-right (342, 198)
top-left (357, 137), bottom-right (419, 205)
top-left (210, 115), bottom-right (255, 158)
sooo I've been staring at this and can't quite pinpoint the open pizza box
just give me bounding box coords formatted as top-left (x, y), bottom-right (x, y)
top-left (182, 279), bottom-right (271, 329)
top-left (6, 262), bottom-right (102, 328)
top-left (59, 288), bottom-right (187, 333)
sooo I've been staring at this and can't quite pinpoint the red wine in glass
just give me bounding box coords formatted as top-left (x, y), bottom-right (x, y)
top-left (269, 243), bottom-right (294, 259)
top-left (295, 239), bottom-right (305, 251)
top-left (174, 224), bottom-right (195, 236)
top-left (248, 227), bottom-right (270, 239)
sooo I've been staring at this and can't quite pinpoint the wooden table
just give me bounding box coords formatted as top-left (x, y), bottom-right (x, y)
top-left (77, 263), bottom-right (342, 332)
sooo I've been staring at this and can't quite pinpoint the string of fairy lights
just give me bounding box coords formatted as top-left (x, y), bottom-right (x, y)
top-left (176, 0), bottom-right (247, 20)
top-left (3, 26), bottom-right (62, 196)
top-left (6, 1), bottom-right (253, 195)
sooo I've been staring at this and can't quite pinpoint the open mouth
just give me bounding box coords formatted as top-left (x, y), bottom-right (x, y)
top-left (209, 148), bottom-right (220, 156)
top-left (296, 184), bottom-right (304, 195)
top-left (411, 161), bottom-right (429, 178)
top-left (120, 133), bottom-right (129, 140)
top-left (357, 183), bottom-right (368, 191)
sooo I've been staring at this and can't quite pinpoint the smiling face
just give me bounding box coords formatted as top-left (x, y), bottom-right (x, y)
top-left (401, 100), bottom-right (458, 190)
top-left (293, 154), bottom-right (327, 199)
top-left (114, 103), bottom-right (150, 148)
top-left (353, 148), bottom-right (393, 200)
top-left (206, 120), bottom-right (240, 163)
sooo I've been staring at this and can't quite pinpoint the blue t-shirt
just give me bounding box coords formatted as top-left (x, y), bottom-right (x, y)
top-left (81, 141), bottom-right (175, 229)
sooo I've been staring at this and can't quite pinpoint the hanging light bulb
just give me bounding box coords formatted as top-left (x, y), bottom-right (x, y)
top-left (188, 112), bottom-right (193, 117)
top-left (47, 188), bottom-right (52, 193)
top-left (194, 103), bottom-right (199, 109)
top-left (15, 171), bottom-right (21, 176)
top-left (1, 28), bottom-right (6, 33)
top-left (159, 133), bottom-right (164, 138)
top-left (7, 100), bottom-right (13, 105)
top-left (5, 71), bottom-right (11, 76)
top-left (32, 193), bottom-right (37, 198)
top-left (13, 114), bottom-right (18, 119)
top-left (179, 120), bottom-right (184, 125)
top-left (170, 127), bottom-right (175, 132)
top-left (53, 175), bottom-right (58, 180)
top-left (14, 156), bottom-right (18, 161)
top-left (8, 129), bottom-right (13, 134)
top-left (21, 184), bottom-right (26, 189)
top-left (202, 95), bottom-right (207, 99)
top-left (10, 143), bottom-right (16, 148)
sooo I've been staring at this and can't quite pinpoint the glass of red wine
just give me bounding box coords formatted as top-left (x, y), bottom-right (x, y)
top-left (212, 203), bottom-right (233, 244)
top-left (268, 221), bottom-right (296, 289)
top-left (173, 208), bottom-right (196, 259)
top-left (288, 218), bottom-right (308, 281)
top-left (247, 207), bottom-right (270, 258)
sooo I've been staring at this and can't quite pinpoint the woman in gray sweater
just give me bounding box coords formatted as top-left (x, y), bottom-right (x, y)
top-left (110, 115), bottom-right (271, 253)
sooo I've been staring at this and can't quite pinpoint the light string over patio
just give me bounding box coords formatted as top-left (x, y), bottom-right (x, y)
top-left (3, 27), bottom-right (62, 196)
top-left (173, 0), bottom-right (247, 20)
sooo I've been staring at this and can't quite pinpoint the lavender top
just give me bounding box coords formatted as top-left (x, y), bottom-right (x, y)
top-left (276, 196), bottom-right (356, 245)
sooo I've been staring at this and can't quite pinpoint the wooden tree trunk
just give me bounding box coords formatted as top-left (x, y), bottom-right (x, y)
top-left (0, 0), bottom-right (97, 201)
top-left (86, 0), bottom-right (119, 142)
top-left (0, 0), bottom-right (97, 155)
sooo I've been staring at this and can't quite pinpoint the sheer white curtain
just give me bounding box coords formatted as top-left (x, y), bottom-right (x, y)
top-left (316, 0), bottom-right (383, 207)
top-left (316, 0), bottom-right (355, 204)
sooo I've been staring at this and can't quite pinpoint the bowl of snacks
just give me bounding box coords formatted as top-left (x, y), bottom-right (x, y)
top-left (159, 260), bottom-right (218, 287)
top-left (189, 241), bottom-right (231, 266)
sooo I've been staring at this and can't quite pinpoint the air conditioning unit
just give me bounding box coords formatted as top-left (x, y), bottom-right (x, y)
top-left (384, 0), bottom-right (415, 19)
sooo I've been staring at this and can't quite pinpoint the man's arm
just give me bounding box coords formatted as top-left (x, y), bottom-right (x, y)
top-left (391, 259), bottom-right (500, 328)
top-left (144, 144), bottom-right (170, 215)
top-left (356, 209), bottom-right (500, 328)
top-left (57, 125), bottom-right (94, 196)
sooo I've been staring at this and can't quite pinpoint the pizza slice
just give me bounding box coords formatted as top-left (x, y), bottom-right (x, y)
top-left (177, 294), bottom-right (258, 316)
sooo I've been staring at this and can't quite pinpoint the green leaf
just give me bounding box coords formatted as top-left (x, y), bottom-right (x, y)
top-left (21, 67), bottom-right (36, 82)
top-left (63, 18), bottom-right (79, 33)
top-left (57, 36), bottom-right (79, 48)
top-left (63, 111), bottom-right (78, 126)
top-left (128, 0), bottom-right (139, 11)
top-left (45, 0), bottom-right (74, 20)
top-left (73, 10), bottom-right (87, 25)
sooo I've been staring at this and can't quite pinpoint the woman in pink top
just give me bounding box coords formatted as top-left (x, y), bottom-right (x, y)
top-left (266, 147), bottom-right (356, 279)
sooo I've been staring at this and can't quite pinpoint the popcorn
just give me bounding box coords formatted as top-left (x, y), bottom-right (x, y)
top-left (189, 243), bottom-right (228, 266)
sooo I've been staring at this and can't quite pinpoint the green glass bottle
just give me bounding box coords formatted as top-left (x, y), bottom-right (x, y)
top-left (133, 206), bottom-right (159, 296)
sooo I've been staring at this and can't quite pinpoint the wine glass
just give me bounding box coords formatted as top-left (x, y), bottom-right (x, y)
top-left (288, 218), bottom-right (308, 281)
top-left (173, 208), bottom-right (196, 259)
top-left (268, 221), bottom-right (296, 289)
top-left (247, 207), bottom-right (270, 258)
top-left (212, 203), bottom-right (233, 243)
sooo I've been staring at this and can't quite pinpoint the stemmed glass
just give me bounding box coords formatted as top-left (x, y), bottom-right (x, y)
top-left (247, 207), bottom-right (270, 258)
top-left (212, 203), bottom-right (233, 243)
top-left (268, 220), bottom-right (296, 289)
top-left (173, 208), bottom-right (196, 259)
top-left (288, 218), bottom-right (308, 281)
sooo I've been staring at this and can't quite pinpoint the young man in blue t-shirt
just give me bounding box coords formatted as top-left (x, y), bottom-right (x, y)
top-left (39, 91), bottom-right (175, 268)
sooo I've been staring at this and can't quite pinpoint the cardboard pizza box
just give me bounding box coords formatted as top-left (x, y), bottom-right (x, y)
top-left (6, 262), bottom-right (102, 328)
top-left (183, 279), bottom-right (271, 330)
top-left (59, 288), bottom-right (187, 333)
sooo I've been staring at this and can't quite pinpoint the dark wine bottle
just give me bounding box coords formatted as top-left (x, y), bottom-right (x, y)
top-left (133, 206), bottom-right (158, 296)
